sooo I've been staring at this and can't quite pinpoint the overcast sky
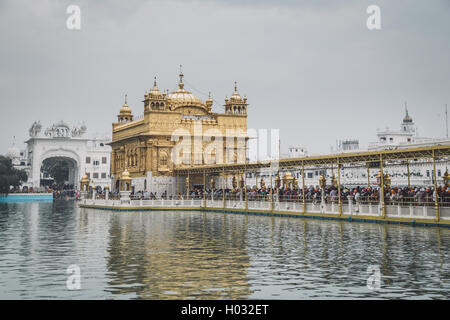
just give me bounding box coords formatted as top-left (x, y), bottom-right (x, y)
top-left (1, 0), bottom-right (449, 156)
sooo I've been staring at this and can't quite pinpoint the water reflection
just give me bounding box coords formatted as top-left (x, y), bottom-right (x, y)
top-left (0, 202), bottom-right (449, 299)
top-left (104, 211), bottom-right (252, 299)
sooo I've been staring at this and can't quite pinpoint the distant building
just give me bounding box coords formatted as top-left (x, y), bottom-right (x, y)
top-left (6, 140), bottom-right (28, 172)
top-left (368, 107), bottom-right (450, 150)
top-left (336, 140), bottom-right (359, 152)
top-left (288, 147), bottom-right (307, 158)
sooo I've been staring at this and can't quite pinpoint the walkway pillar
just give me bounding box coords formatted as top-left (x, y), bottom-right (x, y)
top-left (186, 172), bottom-right (190, 198)
top-left (222, 167), bottom-right (225, 210)
top-left (203, 169), bottom-right (206, 208)
top-left (302, 161), bottom-right (306, 214)
top-left (367, 164), bottom-right (370, 188)
top-left (380, 154), bottom-right (386, 218)
top-left (432, 149), bottom-right (440, 222)
top-left (337, 159), bottom-right (342, 216)
top-left (244, 167), bottom-right (248, 210)
top-left (176, 173), bottom-right (179, 199)
top-left (406, 160), bottom-right (411, 189)
top-left (270, 168), bottom-right (274, 212)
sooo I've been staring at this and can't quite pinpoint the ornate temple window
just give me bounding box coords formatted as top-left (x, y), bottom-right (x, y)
top-left (159, 151), bottom-right (168, 169)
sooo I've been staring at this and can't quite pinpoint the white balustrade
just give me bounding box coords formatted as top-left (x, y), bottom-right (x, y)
top-left (81, 197), bottom-right (447, 222)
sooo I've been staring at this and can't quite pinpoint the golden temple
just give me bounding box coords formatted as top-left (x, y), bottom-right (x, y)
top-left (110, 70), bottom-right (248, 193)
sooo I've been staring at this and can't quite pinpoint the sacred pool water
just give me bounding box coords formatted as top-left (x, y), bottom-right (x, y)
top-left (0, 201), bottom-right (449, 299)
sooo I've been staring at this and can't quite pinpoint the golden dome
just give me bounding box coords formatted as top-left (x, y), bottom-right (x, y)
top-left (148, 77), bottom-right (162, 97)
top-left (403, 113), bottom-right (413, 123)
top-left (81, 174), bottom-right (89, 182)
top-left (229, 82), bottom-right (243, 102)
top-left (284, 172), bottom-right (293, 180)
top-left (403, 105), bottom-right (413, 123)
top-left (119, 94), bottom-right (132, 115)
top-left (167, 71), bottom-right (205, 109)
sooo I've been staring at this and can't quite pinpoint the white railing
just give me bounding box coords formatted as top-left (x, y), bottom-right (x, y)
top-left (81, 198), bottom-right (448, 221)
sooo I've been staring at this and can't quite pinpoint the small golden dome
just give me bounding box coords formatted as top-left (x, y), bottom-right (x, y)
top-left (120, 104), bottom-right (131, 114)
top-left (149, 77), bottom-right (162, 97)
top-left (403, 114), bottom-right (413, 123)
top-left (229, 82), bottom-right (243, 102)
top-left (81, 174), bottom-right (89, 182)
top-left (121, 169), bottom-right (131, 180)
top-left (119, 94), bottom-right (132, 115)
top-left (284, 172), bottom-right (293, 180)
top-left (403, 105), bottom-right (413, 123)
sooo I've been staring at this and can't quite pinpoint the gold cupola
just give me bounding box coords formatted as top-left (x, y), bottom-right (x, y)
top-left (229, 82), bottom-right (243, 102)
top-left (403, 106), bottom-right (413, 123)
top-left (145, 77), bottom-right (166, 111)
top-left (149, 77), bottom-right (162, 97)
top-left (225, 81), bottom-right (247, 115)
top-left (118, 94), bottom-right (133, 123)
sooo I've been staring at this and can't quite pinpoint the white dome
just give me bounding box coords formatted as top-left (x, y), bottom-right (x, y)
top-left (6, 146), bottom-right (20, 159)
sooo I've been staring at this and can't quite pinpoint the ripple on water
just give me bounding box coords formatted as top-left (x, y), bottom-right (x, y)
top-left (0, 202), bottom-right (449, 299)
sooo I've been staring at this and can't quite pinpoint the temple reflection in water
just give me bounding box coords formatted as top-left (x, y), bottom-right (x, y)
top-left (104, 211), bottom-right (252, 299)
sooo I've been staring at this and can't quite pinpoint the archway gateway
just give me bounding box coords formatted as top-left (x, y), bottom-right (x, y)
top-left (40, 156), bottom-right (78, 188)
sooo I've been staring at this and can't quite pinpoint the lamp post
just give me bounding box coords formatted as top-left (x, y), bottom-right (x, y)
top-left (275, 173), bottom-right (281, 189)
top-left (376, 171), bottom-right (382, 187)
top-left (331, 174), bottom-right (337, 188)
top-left (384, 173), bottom-right (391, 189)
top-left (376, 170), bottom-right (391, 217)
top-left (377, 172), bottom-right (391, 189)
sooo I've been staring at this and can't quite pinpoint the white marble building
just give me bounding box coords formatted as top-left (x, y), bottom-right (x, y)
top-left (10, 121), bottom-right (112, 190)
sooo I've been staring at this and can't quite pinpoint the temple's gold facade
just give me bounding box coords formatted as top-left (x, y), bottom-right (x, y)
top-left (109, 71), bottom-right (248, 192)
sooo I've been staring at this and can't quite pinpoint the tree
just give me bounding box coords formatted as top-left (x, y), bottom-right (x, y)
top-left (0, 155), bottom-right (28, 195)
top-left (48, 160), bottom-right (69, 186)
